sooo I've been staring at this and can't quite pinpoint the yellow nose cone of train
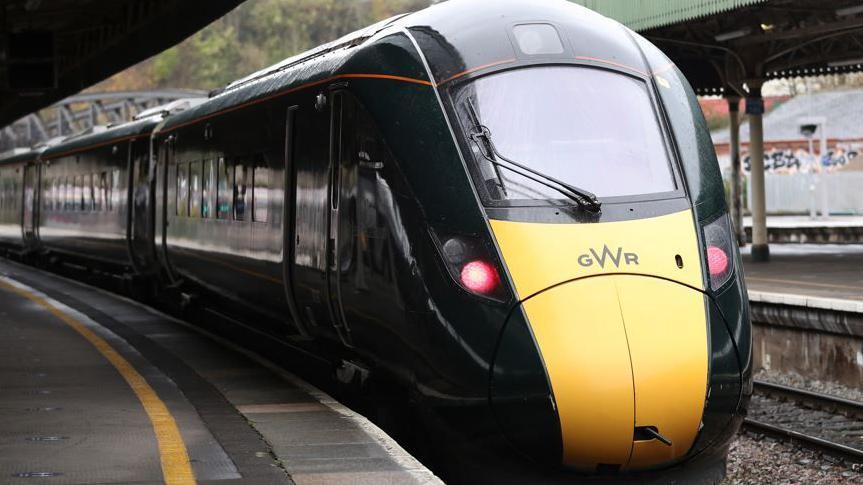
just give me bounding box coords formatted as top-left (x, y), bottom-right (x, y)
top-left (490, 210), bottom-right (709, 471)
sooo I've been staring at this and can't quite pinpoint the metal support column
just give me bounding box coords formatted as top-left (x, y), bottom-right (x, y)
top-left (727, 96), bottom-right (744, 246)
top-left (747, 81), bottom-right (769, 262)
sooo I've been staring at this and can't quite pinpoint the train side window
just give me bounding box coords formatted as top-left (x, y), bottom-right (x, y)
top-left (42, 178), bottom-right (51, 210)
top-left (111, 169), bottom-right (120, 211)
top-left (62, 176), bottom-right (68, 211)
top-left (50, 177), bottom-right (57, 211)
top-left (216, 157), bottom-right (232, 219)
top-left (49, 178), bottom-right (56, 211)
top-left (43, 178), bottom-right (50, 211)
top-left (99, 172), bottom-right (108, 211)
top-left (233, 162), bottom-right (248, 221)
top-left (253, 162), bottom-right (270, 222)
top-left (202, 159), bottom-right (214, 218)
top-left (43, 178), bottom-right (52, 211)
top-left (70, 175), bottom-right (76, 211)
top-left (92, 173), bottom-right (101, 211)
top-left (74, 175), bottom-right (83, 211)
top-left (177, 162), bottom-right (189, 217)
top-left (84, 174), bottom-right (94, 211)
top-left (189, 161), bottom-right (202, 218)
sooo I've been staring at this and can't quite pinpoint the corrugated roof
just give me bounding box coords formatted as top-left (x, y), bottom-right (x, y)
top-left (570, 0), bottom-right (768, 31)
top-left (711, 89), bottom-right (863, 144)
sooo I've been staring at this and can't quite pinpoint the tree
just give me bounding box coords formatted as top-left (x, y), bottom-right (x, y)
top-left (92, 0), bottom-right (435, 92)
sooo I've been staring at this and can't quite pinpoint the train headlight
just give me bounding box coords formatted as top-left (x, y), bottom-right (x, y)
top-left (703, 214), bottom-right (735, 290)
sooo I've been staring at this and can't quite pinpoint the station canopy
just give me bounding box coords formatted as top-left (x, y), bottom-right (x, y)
top-left (0, 0), bottom-right (245, 128)
top-left (573, 0), bottom-right (863, 95)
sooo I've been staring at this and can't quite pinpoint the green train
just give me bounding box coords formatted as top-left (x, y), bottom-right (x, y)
top-left (0, 0), bottom-right (750, 482)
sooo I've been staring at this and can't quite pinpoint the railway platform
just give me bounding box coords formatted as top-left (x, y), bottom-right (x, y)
top-left (742, 243), bottom-right (863, 337)
top-left (742, 243), bottom-right (863, 390)
top-left (743, 243), bottom-right (863, 303)
top-left (0, 259), bottom-right (438, 485)
top-left (742, 215), bottom-right (863, 244)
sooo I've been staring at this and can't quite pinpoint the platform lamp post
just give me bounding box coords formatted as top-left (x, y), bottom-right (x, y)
top-left (801, 122), bottom-right (818, 219)
top-left (798, 117), bottom-right (829, 219)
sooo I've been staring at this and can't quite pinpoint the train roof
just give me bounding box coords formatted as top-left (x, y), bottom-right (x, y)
top-left (41, 97), bottom-right (205, 160)
top-left (0, 147), bottom-right (38, 166)
top-left (157, 25), bottom-right (400, 134)
top-left (157, 0), bottom-right (644, 136)
top-left (40, 116), bottom-right (161, 160)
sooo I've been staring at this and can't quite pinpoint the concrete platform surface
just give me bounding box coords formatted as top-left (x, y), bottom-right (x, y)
top-left (0, 259), bottom-right (439, 485)
top-left (742, 244), bottom-right (863, 305)
top-left (742, 216), bottom-right (863, 243)
top-left (743, 215), bottom-right (863, 229)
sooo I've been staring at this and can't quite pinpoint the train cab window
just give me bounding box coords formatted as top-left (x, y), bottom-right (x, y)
top-left (455, 66), bottom-right (676, 203)
top-left (233, 162), bottom-right (249, 221)
top-left (189, 161), bottom-right (202, 218)
top-left (253, 163), bottom-right (269, 222)
top-left (216, 157), bottom-right (232, 219)
top-left (202, 159), bottom-right (214, 218)
top-left (177, 162), bottom-right (189, 217)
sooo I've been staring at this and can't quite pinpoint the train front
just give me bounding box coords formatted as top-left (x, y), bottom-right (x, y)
top-left (411, 0), bottom-right (752, 478)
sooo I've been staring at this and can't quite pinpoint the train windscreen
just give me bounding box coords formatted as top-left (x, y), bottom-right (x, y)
top-left (454, 66), bottom-right (676, 204)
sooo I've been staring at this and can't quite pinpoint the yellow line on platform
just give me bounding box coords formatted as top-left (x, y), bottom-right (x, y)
top-left (0, 278), bottom-right (196, 485)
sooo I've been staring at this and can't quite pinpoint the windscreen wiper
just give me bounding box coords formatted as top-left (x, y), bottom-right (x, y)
top-left (465, 98), bottom-right (601, 213)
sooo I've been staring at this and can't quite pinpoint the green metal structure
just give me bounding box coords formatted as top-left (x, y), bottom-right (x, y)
top-left (573, 0), bottom-right (863, 94)
top-left (571, 0), bottom-right (767, 31)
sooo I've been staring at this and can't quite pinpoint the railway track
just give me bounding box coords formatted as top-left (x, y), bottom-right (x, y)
top-left (745, 380), bottom-right (863, 463)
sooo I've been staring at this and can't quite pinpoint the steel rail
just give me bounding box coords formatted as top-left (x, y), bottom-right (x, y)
top-left (745, 379), bottom-right (863, 463)
top-left (743, 418), bottom-right (863, 463)
top-left (754, 380), bottom-right (863, 419)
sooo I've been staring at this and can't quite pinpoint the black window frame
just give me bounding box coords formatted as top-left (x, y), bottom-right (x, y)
top-left (446, 63), bottom-right (688, 209)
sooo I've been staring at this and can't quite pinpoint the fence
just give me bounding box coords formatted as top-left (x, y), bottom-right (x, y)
top-left (745, 172), bottom-right (863, 215)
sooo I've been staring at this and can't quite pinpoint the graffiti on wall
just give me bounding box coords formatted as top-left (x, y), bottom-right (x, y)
top-left (743, 146), bottom-right (859, 173)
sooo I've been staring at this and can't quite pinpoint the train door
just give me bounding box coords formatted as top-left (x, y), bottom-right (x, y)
top-left (327, 90), bottom-right (356, 347)
top-left (128, 138), bottom-right (153, 271)
top-left (155, 134), bottom-right (179, 283)
top-left (22, 163), bottom-right (39, 245)
top-left (289, 89), bottom-right (355, 346)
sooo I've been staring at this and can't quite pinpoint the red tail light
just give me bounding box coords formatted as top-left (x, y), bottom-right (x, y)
top-left (703, 214), bottom-right (735, 290)
top-left (706, 245), bottom-right (729, 276)
top-left (460, 260), bottom-right (499, 294)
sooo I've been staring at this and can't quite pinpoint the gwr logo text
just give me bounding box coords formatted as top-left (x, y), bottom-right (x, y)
top-left (577, 245), bottom-right (639, 269)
